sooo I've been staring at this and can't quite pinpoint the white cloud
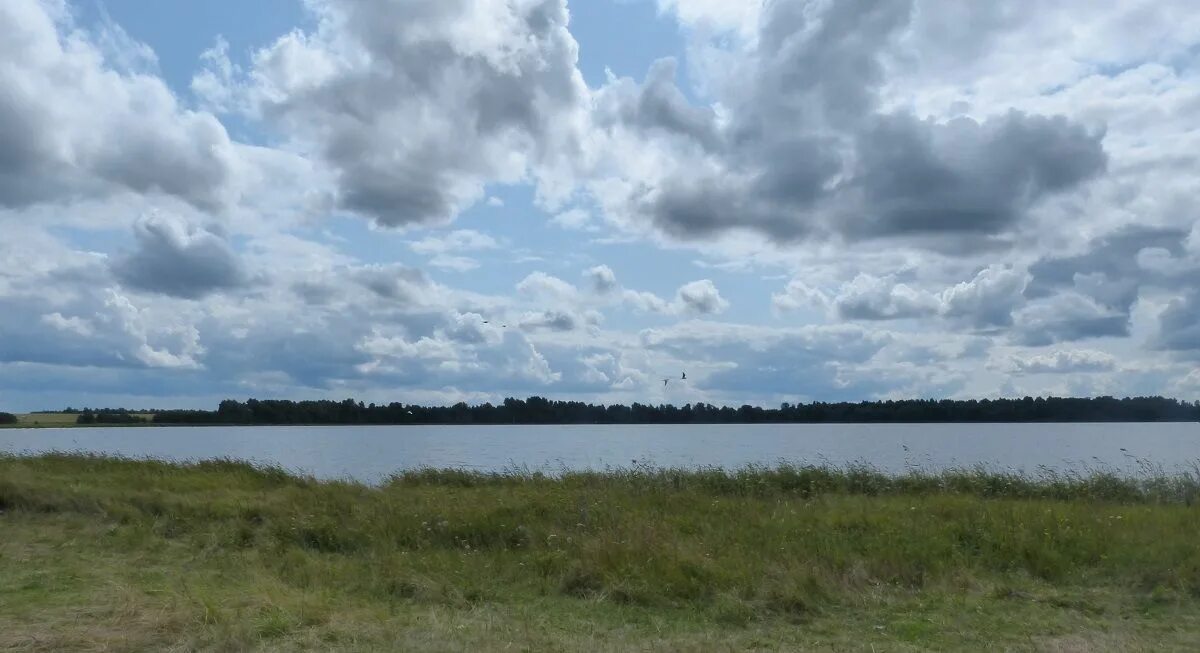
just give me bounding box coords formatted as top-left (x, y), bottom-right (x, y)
top-left (428, 255), bottom-right (480, 272)
top-left (551, 208), bottom-right (592, 230)
top-left (675, 279), bottom-right (729, 315)
top-left (833, 274), bottom-right (940, 321)
top-left (0, 0), bottom-right (238, 211)
top-left (40, 312), bottom-right (94, 337)
top-left (215, 0), bottom-right (590, 227)
top-left (410, 230), bottom-right (499, 256)
top-left (939, 266), bottom-right (1028, 328)
top-left (584, 265), bottom-right (618, 294)
top-left (516, 272), bottom-right (578, 301)
top-left (772, 279), bottom-right (830, 314)
top-left (1010, 349), bottom-right (1117, 374)
top-left (656, 0), bottom-right (761, 37)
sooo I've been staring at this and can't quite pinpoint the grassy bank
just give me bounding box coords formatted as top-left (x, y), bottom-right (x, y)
top-left (3, 455), bottom-right (1200, 651)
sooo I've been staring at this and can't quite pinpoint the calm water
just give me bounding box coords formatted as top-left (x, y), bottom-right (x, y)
top-left (1, 423), bottom-right (1197, 483)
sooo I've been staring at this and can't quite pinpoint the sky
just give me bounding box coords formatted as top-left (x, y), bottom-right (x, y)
top-left (1, 0), bottom-right (1199, 411)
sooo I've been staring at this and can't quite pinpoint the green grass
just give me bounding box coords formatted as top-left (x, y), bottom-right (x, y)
top-left (3, 454), bottom-right (1200, 651)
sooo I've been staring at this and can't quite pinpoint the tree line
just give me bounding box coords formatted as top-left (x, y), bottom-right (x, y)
top-left (143, 396), bottom-right (1200, 425)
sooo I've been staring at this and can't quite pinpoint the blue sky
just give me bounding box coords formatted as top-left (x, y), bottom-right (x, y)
top-left (1, 0), bottom-right (1199, 411)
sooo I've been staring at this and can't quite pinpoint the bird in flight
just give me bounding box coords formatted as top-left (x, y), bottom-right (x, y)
top-left (681, 372), bottom-right (687, 380)
top-left (662, 378), bottom-right (670, 387)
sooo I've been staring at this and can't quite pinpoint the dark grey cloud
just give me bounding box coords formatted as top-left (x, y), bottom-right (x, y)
top-left (519, 310), bottom-right (581, 332)
top-left (640, 170), bottom-right (821, 242)
top-left (1155, 291), bottom-right (1200, 352)
top-left (1011, 294), bottom-right (1129, 346)
top-left (240, 0), bottom-right (586, 227)
top-left (595, 57), bottom-right (719, 149)
top-left (601, 0), bottom-right (1108, 247)
top-left (111, 215), bottom-right (247, 299)
top-left (843, 112), bottom-right (1107, 238)
top-left (746, 0), bottom-right (913, 128)
top-left (353, 265), bottom-right (430, 302)
top-left (1027, 226), bottom-right (1191, 311)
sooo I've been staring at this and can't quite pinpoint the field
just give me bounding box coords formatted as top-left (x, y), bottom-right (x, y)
top-left (2, 413), bottom-right (156, 428)
top-left (3, 454), bottom-right (1200, 651)
top-left (8, 413), bottom-right (81, 427)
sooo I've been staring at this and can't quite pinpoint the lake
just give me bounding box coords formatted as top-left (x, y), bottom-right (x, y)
top-left (1, 423), bottom-right (1197, 483)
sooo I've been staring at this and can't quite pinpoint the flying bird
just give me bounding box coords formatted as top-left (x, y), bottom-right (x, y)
top-left (681, 372), bottom-right (687, 380)
top-left (662, 378), bottom-right (670, 387)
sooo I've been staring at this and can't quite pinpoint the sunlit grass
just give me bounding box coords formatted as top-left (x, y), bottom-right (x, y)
top-left (3, 453), bottom-right (1200, 651)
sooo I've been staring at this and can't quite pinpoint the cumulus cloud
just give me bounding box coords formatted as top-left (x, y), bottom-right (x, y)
top-left (640, 321), bottom-right (892, 398)
top-left (517, 271), bottom-right (578, 301)
top-left (656, 0), bottom-right (761, 36)
top-left (939, 265), bottom-right (1027, 328)
top-left (1027, 226), bottom-right (1191, 316)
top-left (587, 0), bottom-right (1108, 247)
top-left (220, 0), bottom-right (588, 227)
top-left (443, 312), bottom-right (503, 346)
top-left (776, 266), bottom-right (1027, 328)
top-left (675, 279), bottom-right (729, 315)
top-left (5, 0), bottom-right (1200, 408)
top-left (111, 214), bottom-right (247, 299)
top-left (0, 0), bottom-right (237, 210)
top-left (771, 279), bottom-right (830, 314)
top-left (584, 265), bottom-right (618, 294)
top-left (1010, 349), bottom-right (1117, 374)
top-left (1012, 293), bottom-right (1128, 346)
top-left (832, 274), bottom-right (940, 321)
top-left (520, 268), bottom-right (727, 318)
top-left (843, 112), bottom-right (1107, 239)
top-left (518, 310), bottom-right (584, 332)
top-left (551, 208), bottom-right (592, 230)
top-left (352, 264), bottom-right (430, 302)
top-left (1154, 291), bottom-right (1200, 352)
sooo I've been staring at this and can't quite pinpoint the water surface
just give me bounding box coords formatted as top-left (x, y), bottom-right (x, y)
top-left (1, 423), bottom-right (1197, 483)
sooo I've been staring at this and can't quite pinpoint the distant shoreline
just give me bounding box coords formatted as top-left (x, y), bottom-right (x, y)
top-left (6, 396), bottom-right (1198, 428)
top-left (4, 417), bottom-right (1198, 429)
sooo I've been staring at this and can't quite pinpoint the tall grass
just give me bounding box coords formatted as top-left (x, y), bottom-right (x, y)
top-left (3, 453), bottom-right (1200, 650)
